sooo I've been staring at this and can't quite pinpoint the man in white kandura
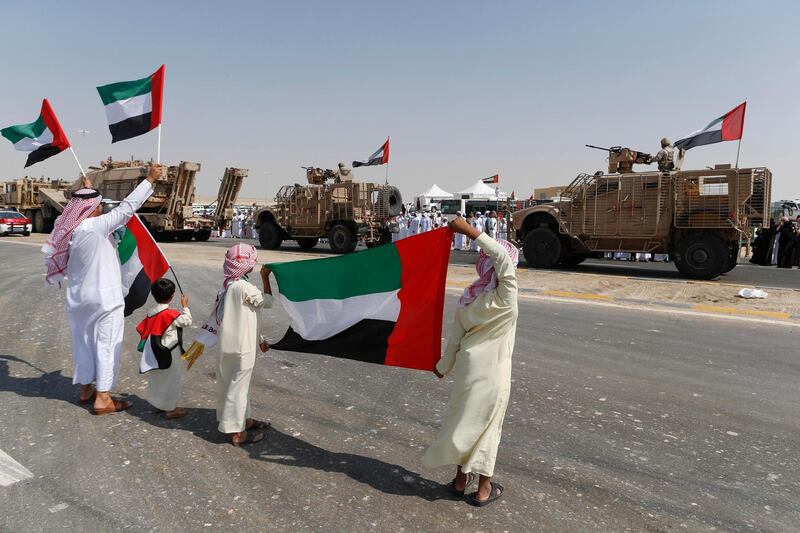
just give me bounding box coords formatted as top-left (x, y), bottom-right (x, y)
top-left (409, 212), bottom-right (421, 235)
top-left (42, 164), bottom-right (162, 415)
top-left (453, 212), bottom-right (465, 250)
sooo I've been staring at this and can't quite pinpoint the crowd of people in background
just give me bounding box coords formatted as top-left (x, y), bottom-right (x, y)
top-left (391, 210), bottom-right (509, 251)
top-left (750, 216), bottom-right (800, 269)
top-left (213, 209), bottom-right (256, 239)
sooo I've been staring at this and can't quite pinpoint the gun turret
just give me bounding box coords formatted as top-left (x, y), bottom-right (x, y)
top-left (586, 145), bottom-right (653, 174)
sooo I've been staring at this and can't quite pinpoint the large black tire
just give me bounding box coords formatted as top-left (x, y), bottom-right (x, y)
top-left (561, 253), bottom-right (588, 267)
top-left (258, 221), bottom-right (283, 250)
top-left (522, 228), bottom-right (562, 268)
top-left (329, 224), bottom-right (357, 254)
top-left (381, 187), bottom-right (404, 217)
top-left (721, 247), bottom-right (738, 274)
top-left (176, 231), bottom-right (194, 242)
top-left (194, 229), bottom-right (212, 242)
top-left (155, 231), bottom-right (175, 243)
top-left (674, 232), bottom-right (729, 280)
top-left (296, 237), bottom-right (319, 250)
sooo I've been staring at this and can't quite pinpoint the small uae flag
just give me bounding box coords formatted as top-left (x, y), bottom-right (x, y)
top-left (1, 99), bottom-right (71, 168)
top-left (482, 174), bottom-right (499, 184)
top-left (270, 228), bottom-right (451, 370)
top-left (119, 214), bottom-right (170, 316)
top-left (674, 102), bottom-right (746, 151)
top-left (352, 137), bottom-right (390, 167)
top-left (97, 65), bottom-right (164, 143)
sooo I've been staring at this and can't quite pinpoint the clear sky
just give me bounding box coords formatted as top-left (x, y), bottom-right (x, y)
top-left (1, 0), bottom-right (798, 201)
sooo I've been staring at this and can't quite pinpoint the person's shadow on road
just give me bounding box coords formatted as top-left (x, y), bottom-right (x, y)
top-left (0, 354), bottom-right (80, 406)
top-left (124, 401), bottom-right (454, 502)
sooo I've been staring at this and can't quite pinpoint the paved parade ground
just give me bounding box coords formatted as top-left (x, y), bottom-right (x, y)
top-left (1, 237), bottom-right (799, 531)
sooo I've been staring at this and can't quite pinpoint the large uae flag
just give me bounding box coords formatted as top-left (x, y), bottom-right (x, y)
top-left (674, 102), bottom-right (746, 151)
top-left (352, 137), bottom-right (390, 167)
top-left (97, 65), bottom-right (164, 143)
top-left (270, 228), bottom-right (451, 370)
top-left (1, 99), bottom-right (71, 168)
top-left (119, 215), bottom-right (170, 316)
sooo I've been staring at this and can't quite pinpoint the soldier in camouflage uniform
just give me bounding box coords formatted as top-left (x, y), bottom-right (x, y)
top-left (653, 138), bottom-right (675, 172)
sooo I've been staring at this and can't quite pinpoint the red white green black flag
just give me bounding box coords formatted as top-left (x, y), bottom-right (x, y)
top-left (0, 99), bottom-right (71, 168)
top-left (97, 65), bottom-right (165, 143)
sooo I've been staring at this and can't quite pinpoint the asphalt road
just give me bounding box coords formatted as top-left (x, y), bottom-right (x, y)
top-left (1, 240), bottom-right (799, 531)
top-left (211, 236), bottom-right (800, 290)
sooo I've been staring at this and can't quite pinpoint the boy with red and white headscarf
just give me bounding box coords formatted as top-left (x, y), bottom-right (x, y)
top-left (215, 243), bottom-right (274, 446)
top-left (42, 164), bottom-right (161, 414)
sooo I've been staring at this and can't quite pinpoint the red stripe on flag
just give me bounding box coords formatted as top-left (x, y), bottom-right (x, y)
top-left (40, 99), bottom-right (71, 150)
top-left (381, 137), bottom-right (390, 164)
top-left (385, 228), bottom-right (452, 370)
top-left (721, 101), bottom-right (746, 141)
top-left (150, 64), bottom-right (165, 130)
top-left (128, 215), bottom-right (170, 281)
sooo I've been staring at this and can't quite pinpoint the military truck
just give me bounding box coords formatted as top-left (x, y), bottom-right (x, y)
top-left (1, 177), bottom-right (73, 233)
top-left (512, 162), bottom-right (772, 279)
top-left (87, 159), bottom-right (247, 241)
top-left (254, 166), bottom-right (403, 253)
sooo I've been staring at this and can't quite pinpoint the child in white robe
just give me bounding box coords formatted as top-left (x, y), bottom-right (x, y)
top-left (137, 279), bottom-right (192, 420)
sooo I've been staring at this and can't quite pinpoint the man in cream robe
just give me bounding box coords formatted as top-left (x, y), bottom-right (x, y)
top-left (424, 220), bottom-right (518, 506)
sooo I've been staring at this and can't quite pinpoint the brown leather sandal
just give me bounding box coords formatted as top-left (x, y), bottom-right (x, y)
top-left (93, 398), bottom-right (132, 416)
top-left (79, 390), bottom-right (97, 405)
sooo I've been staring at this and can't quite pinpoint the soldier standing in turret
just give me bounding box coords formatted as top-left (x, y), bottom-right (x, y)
top-left (653, 138), bottom-right (675, 172)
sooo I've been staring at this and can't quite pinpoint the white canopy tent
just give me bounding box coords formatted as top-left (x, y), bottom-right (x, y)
top-left (417, 184), bottom-right (454, 199)
top-left (456, 179), bottom-right (506, 200)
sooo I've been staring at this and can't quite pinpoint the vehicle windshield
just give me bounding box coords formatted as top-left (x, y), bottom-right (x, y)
top-left (0, 212), bottom-right (25, 219)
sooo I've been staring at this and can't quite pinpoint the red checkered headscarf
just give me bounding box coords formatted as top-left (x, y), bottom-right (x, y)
top-left (223, 243), bottom-right (258, 288)
top-left (41, 188), bottom-right (102, 286)
top-left (458, 239), bottom-right (519, 307)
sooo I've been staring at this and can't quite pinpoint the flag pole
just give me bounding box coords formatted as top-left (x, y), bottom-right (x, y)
top-left (157, 124), bottom-right (162, 164)
top-left (385, 161), bottom-right (389, 185)
top-left (169, 265), bottom-right (184, 295)
top-left (734, 138), bottom-right (742, 169)
top-left (68, 146), bottom-right (87, 178)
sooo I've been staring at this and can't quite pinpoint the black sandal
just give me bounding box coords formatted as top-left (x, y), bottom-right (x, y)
top-left (448, 472), bottom-right (476, 497)
top-left (246, 419), bottom-right (271, 431)
top-left (232, 430), bottom-right (264, 447)
top-left (466, 482), bottom-right (504, 507)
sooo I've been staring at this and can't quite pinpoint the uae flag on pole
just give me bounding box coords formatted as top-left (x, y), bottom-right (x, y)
top-left (674, 102), bottom-right (746, 151)
top-left (119, 214), bottom-right (170, 316)
top-left (270, 228), bottom-right (451, 370)
top-left (352, 137), bottom-right (390, 167)
top-left (482, 174), bottom-right (499, 184)
top-left (1, 99), bottom-right (71, 168)
top-left (97, 65), bottom-right (164, 143)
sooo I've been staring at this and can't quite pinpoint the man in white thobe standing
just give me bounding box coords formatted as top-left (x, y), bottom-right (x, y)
top-left (409, 212), bottom-right (421, 235)
top-left (421, 213), bottom-right (432, 233)
top-left (42, 164), bottom-right (161, 414)
top-left (453, 212), bottom-right (465, 250)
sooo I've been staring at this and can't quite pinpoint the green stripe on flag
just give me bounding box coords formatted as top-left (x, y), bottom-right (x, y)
top-left (97, 76), bottom-right (152, 105)
top-left (1, 115), bottom-right (47, 145)
top-left (118, 228), bottom-right (136, 264)
top-left (270, 244), bottom-right (402, 302)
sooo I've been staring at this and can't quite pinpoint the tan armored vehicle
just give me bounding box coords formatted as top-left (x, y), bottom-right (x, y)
top-left (513, 156), bottom-right (772, 279)
top-left (2, 177), bottom-right (73, 233)
top-left (254, 165), bottom-right (403, 253)
top-left (87, 159), bottom-right (247, 241)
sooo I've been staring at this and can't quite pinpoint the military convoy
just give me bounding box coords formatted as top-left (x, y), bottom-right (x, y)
top-left (85, 159), bottom-right (246, 241)
top-left (1, 159), bottom-right (246, 241)
top-left (253, 165), bottom-right (402, 253)
top-left (512, 151), bottom-right (772, 279)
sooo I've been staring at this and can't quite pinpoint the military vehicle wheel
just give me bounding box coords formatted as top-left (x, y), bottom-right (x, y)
top-left (176, 231), bottom-right (194, 242)
top-left (155, 231), bottom-right (175, 242)
top-left (523, 228), bottom-right (562, 268)
top-left (296, 237), bottom-right (318, 250)
top-left (194, 230), bottom-right (211, 242)
top-left (329, 225), bottom-right (356, 254)
top-left (258, 221), bottom-right (283, 250)
top-left (721, 248), bottom-right (737, 274)
top-left (32, 210), bottom-right (46, 233)
top-left (674, 232), bottom-right (728, 280)
top-left (561, 254), bottom-right (588, 267)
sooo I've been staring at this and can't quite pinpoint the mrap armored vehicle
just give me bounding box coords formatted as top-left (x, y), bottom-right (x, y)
top-left (254, 165), bottom-right (402, 253)
top-left (512, 150), bottom-right (771, 279)
top-left (1, 177), bottom-right (74, 233)
top-left (87, 159), bottom-right (247, 241)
